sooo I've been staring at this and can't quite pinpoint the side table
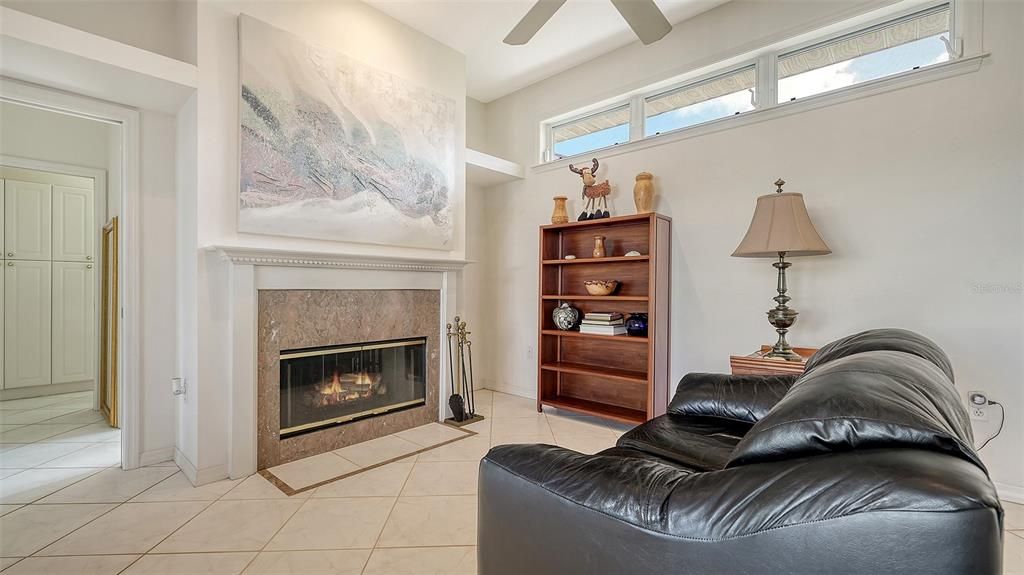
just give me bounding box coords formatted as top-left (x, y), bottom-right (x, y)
top-left (730, 345), bottom-right (818, 376)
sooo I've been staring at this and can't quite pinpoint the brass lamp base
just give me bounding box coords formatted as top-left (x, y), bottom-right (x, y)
top-left (765, 253), bottom-right (803, 362)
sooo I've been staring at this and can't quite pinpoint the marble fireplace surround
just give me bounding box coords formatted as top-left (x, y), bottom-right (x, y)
top-left (258, 289), bottom-right (440, 468)
top-left (214, 245), bottom-right (468, 478)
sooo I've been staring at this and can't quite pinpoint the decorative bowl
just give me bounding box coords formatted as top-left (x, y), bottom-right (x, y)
top-left (584, 280), bottom-right (619, 296)
top-left (625, 313), bottom-right (649, 337)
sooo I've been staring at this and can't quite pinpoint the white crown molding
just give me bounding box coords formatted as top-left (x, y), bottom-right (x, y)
top-left (207, 245), bottom-right (471, 272)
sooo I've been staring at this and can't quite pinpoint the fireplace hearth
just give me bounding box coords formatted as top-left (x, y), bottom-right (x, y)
top-left (279, 337), bottom-right (427, 437)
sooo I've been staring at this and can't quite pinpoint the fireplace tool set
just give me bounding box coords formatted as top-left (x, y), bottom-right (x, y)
top-left (445, 317), bottom-right (483, 426)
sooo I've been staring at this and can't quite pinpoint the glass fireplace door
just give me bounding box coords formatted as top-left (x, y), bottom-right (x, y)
top-left (279, 337), bottom-right (427, 437)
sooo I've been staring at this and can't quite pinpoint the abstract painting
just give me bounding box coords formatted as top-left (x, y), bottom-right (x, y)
top-left (238, 14), bottom-right (456, 249)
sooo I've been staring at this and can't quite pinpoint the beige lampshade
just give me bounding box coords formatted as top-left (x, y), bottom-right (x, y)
top-left (732, 192), bottom-right (831, 258)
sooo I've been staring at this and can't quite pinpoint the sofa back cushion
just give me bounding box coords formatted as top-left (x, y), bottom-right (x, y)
top-left (668, 372), bottom-right (798, 424)
top-left (803, 328), bottom-right (954, 381)
top-left (727, 350), bottom-right (984, 472)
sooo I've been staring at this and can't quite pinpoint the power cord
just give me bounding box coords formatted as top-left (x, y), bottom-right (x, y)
top-left (975, 400), bottom-right (1004, 451)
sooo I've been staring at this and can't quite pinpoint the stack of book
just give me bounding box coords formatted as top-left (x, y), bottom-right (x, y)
top-left (579, 312), bottom-right (626, 336)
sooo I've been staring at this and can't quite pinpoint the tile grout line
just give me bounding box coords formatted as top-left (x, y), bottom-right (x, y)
top-left (0, 440), bottom-right (105, 470)
top-left (118, 460), bottom-right (320, 570)
top-left (360, 452), bottom-right (419, 575)
top-left (233, 487), bottom-right (316, 573)
top-left (0, 419), bottom-right (96, 444)
top-left (106, 464), bottom-right (254, 574)
top-left (25, 471), bottom-right (183, 559)
top-left (0, 392), bottom-right (132, 564)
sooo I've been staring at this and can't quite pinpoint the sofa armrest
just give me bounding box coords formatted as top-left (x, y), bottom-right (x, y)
top-left (668, 372), bottom-right (798, 423)
top-left (479, 444), bottom-right (1001, 575)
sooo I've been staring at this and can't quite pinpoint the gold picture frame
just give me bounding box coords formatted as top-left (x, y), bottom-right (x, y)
top-left (100, 217), bottom-right (119, 428)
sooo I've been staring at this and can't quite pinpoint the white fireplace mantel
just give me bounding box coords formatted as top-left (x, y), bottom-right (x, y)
top-left (207, 244), bottom-right (471, 272)
top-left (209, 243), bottom-right (467, 480)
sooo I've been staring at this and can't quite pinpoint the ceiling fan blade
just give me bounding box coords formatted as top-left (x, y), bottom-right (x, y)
top-left (503, 0), bottom-right (568, 45)
top-left (610, 0), bottom-right (672, 45)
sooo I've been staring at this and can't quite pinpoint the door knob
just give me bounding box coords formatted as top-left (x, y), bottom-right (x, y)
top-left (6, 253), bottom-right (11, 257)
top-left (86, 264), bottom-right (93, 269)
top-left (86, 256), bottom-right (92, 260)
top-left (6, 262), bottom-right (11, 267)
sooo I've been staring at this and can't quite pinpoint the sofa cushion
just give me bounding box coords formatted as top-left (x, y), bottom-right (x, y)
top-left (617, 414), bottom-right (749, 471)
top-left (727, 350), bottom-right (984, 472)
top-left (804, 328), bottom-right (954, 381)
top-left (668, 372), bottom-right (798, 424)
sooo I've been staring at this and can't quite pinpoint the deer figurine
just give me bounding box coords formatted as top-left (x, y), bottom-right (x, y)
top-left (569, 158), bottom-right (611, 220)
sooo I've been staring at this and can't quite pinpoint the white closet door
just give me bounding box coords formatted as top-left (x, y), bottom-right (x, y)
top-left (4, 260), bottom-right (51, 388)
top-left (0, 180), bottom-right (3, 389)
top-left (53, 185), bottom-right (94, 263)
top-left (0, 257), bottom-right (3, 390)
top-left (4, 180), bottom-right (52, 261)
top-left (1, 179), bottom-right (5, 257)
top-left (52, 262), bottom-right (95, 384)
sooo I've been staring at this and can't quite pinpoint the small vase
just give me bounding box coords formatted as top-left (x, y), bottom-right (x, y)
top-left (551, 196), bottom-right (569, 224)
top-left (625, 313), bottom-right (648, 337)
top-left (552, 302), bottom-right (580, 331)
top-left (592, 235), bottom-right (606, 258)
top-left (633, 172), bottom-right (654, 213)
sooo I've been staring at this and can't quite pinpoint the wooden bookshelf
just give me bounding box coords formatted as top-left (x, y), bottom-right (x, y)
top-left (537, 212), bottom-right (671, 424)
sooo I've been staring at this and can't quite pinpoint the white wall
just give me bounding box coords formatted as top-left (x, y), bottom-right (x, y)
top-left (0, 0), bottom-right (197, 64)
top-left (0, 101), bottom-right (177, 461)
top-left (480, 0), bottom-right (1024, 496)
top-left (467, 97), bottom-right (488, 152)
top-left (175, 94), bottom-right (199, 470)
top-left (181, 0), bottom-right (468, 479)
top-left (0, 102), bottom-right (120, 218)
top-left (137, 109), bottom-right (178, 462)
top-left (460, 183), bottom-right (489, 389)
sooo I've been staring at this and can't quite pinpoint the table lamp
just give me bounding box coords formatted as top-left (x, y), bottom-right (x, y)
top-left (732, 179), bottom-right (831, 361)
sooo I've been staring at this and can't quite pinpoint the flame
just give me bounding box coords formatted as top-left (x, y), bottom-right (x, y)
top-left (313, 370), bottom-right (380, 407)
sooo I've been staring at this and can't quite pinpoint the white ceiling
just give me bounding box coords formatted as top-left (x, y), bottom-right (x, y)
top-left (365, 0), bottom-right (728, 102)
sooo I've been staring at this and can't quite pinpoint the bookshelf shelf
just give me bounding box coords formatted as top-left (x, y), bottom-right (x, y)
top-left (541, 255), bottom-right (650, 265)
top-left (540, 295), bottom-right (649, 302)
top-left (539, 395), bottom-right (646, 424)
top-left (537, 213), bottom-right (671, 423)
top-left (539, 329), bottom-right (648, 343)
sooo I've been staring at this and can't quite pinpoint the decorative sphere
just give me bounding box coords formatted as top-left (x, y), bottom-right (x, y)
top-left (552, 302), bottom-right (580, 331)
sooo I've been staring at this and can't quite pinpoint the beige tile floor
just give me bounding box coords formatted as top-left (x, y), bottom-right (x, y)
top-left (0, 389), bottom-right (1021, 574)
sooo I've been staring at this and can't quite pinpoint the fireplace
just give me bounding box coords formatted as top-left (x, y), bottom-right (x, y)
top-left (279, 337), bottom-right (428, 437)
top-left (257, 289), bottom-right (440, 468)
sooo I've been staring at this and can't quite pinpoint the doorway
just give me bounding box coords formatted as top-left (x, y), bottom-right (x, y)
top-left (0, 90), bottom-right (137, 471)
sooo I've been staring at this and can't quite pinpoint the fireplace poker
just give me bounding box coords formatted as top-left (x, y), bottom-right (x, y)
top-left (466, 338), bottom-right (476, 417)
top-left (447, 319), bottom-right (466, 421)
top-left (458, 321), bottom-right (473, 417)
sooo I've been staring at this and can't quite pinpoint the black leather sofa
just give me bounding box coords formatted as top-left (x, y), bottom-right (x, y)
top-left (479, 329), bottom-right (1003, 574)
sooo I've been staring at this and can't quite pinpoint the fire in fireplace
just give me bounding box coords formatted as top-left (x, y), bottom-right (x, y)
top-left (279, 337), bottom-right (427, 437)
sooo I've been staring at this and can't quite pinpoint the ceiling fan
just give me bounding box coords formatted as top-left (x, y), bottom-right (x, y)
top-left (504, 0), bottom-right (672, 46)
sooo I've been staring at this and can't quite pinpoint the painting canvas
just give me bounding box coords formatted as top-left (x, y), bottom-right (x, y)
top-left (238, 14), bottom-right (456, 249)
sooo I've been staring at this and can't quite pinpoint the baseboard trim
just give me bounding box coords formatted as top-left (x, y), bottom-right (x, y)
top-left (995, 481), bottom-right (1024, 504)
top-left (485, 383), bottom-right (535, 400)
top-left (174, 448), bottom-right (199, 484)
top-left (173, 448), bottom-right (231, 486)
top-left (0, 380), bottom-right (93, 401)
top-left (140, 447), bottom-right (175, 467)
top-left (194, 463), bottom-right (230, 486)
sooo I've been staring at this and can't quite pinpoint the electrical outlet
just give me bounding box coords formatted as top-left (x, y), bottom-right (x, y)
top-left (970, 406), bottom-right (989, 422)
top-left (526, 345), bottom-right (534, 360)
top-left (172, 377), bottom-right (186, 398)
top-left (967, 390), bottom-right (988, 421)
